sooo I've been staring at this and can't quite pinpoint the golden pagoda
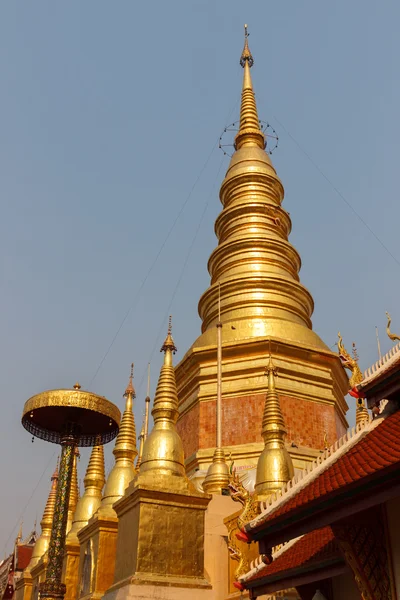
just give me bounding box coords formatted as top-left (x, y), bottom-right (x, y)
top-left (255, 354), bottom-right (294, 500)
top-left (175, 25), bottom-right (349, 479)
top-left (74, 365), bottom-right (138, 600)
top-left (15, 462), bottom-right (59, 600)
top-left (98, 363), bottom-right (138, 516)
top-left (102, 320), bottom-right (211, 598)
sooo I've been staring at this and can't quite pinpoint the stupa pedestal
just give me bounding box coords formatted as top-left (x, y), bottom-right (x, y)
top-left (105, 473), bottom-right (211, 594)
top-left (76, 512), bottom-right (119, 600)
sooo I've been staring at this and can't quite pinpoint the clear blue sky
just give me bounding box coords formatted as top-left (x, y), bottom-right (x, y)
top-left (1, 1), bottom-right (400, 555)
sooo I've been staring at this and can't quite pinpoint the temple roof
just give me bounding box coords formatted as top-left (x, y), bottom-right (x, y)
top-left (245, 406), bottom-right (400, 542)
top-left (356, 341), bottom-right (400, 402)
top-left (241, 526), bottom-right (341, 590)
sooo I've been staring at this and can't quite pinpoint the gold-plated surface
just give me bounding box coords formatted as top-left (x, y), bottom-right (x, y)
top-left (110, 484), bottom-right (210, 590)
top-left (139, 318), bottom-right (186, 477)
top-left (386, 311), bottom-right (400, 342)
top-left (338, 333), bottom-right (369, 426)
top-left (175, 27), bottom-right (349, 471)
top-left (30, 555), bottom-right (47, 600)
top-left (190, 27), bottom-right (328, 355)
top-left (22, 388), bottom-right (120, 446)
top-left (26, 462), bottom-right (59, 571)
top-left (76, 514), bottom-right (118, 600)
top-left (62, 538), bottom-right (80, 600)
top-left (203, 447), bottom-right (230, 494)
top-left (98, 365), bottom-right (137, 516)
top-left (108, 322), bottom-right (211, 592)
top-left (66, 450), bottom-right (80, 535)
top-left (67, 446), bottom-right (105, 541)
top-left (255, 355), bottom-right (294, 500)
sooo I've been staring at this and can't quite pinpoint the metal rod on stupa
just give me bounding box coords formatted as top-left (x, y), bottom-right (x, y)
top-left (21, 383), bottom-right (120, 600)
top-left (216, 284), bottom-right (223, 448)
top-left (144, 363), bottom-right (151, 440)
top-left (203, 283), bottom-right (230, 494)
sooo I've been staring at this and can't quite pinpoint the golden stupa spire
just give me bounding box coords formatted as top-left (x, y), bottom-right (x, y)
top-left (194, 25), bottom-right (325, 354)
top-left (99, 364), bottom-right (138, 516)
top-left (337, 334), bottom-right (369, 426)
top-left (255, 352), bottom-right (294, 500)
top-left (139, 317), bottom-right (185, 477)
top-left (67, 445), bottom-right (105, 540)
top-left (66, 448), bottom-right (80, 534)
top-left (25, 460), bottom-right (59, 571)
top-left (16, 521), bottom-right (23, 544)
top-left (203, 284), bottom-right (229, 493)
top-left (234, 25), bottom-right (265, 151)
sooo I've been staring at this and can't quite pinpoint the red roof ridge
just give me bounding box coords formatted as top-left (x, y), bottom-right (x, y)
top-left (359, 341), bottom-right (400, 388)
top-left (248, 413), bottom-right (384, 531)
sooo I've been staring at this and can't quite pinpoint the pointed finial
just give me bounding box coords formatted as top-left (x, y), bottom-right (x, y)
top-left (16, 521), bottom-right (23, 543)
top-left (161, 315), bottom-right (177, 354)
top-left (240, 24), bottom-right (254, 67)
top-left (124, 362), bottom-right (136, 397)
top-left (265, 353), bottom-right (278, 379)
top-left (73, 382), bottom-right (81, 390)
top-left (52, 457), bottom-right (59, 480)
top-left (235, 25), bottom-right (264, 150)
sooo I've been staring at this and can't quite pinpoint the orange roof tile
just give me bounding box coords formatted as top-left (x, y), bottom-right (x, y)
top-left (244, 527), bottom-right (339, 586)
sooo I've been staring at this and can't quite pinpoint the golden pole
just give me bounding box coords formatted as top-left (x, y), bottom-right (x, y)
top-left (40, 429), bottom-right (78, 600)
top-left (216, 283), bottom-right (222, 449)
top-left (202, 282), bottom-right (229, 493)
top-left (144, 363), bottom-right (151, 440)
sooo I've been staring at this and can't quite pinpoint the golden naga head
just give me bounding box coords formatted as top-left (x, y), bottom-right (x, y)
top-left (337, 332), bottom-right (354, 368)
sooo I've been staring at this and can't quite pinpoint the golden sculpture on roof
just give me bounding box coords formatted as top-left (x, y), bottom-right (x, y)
top-left (386, 312), bottom-right (400, 342)
top-left (337, 333), bottom-right (369, 426)
top-left (337, 332), bottom-right (363, 389)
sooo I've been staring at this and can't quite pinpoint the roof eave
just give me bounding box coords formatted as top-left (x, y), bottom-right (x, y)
top-left (247, 463), bottom-right (400, 549)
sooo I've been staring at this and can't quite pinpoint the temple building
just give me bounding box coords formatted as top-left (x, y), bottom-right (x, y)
top-left (235, 339), bottom-right (400, 599)
top-left (0, 526), bottom-right (36, 600)
top-left (13, 25), bottom-right (400, 600)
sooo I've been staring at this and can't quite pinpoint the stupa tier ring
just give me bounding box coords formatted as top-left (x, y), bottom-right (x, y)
top-left (218, 119), bottom-right (279, 157)
top-left (22, 387), bottom-right (121, 446)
